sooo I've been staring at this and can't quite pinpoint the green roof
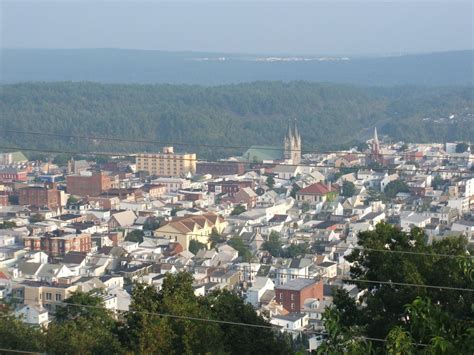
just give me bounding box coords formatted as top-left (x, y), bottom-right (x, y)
top-left (0, 151), bottom-right (28, 163)
top-left (242, 145), bottom-right (283, 162)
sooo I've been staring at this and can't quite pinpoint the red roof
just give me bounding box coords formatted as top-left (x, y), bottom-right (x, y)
top-left (0, 271), bottom-right (10, 280)
top-left (298, 182), bottom-right (331, 195)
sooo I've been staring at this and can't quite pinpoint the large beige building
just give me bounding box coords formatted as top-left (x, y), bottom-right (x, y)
top-left (154, 213), bottom-right (226, 251)
top-left (136, 147), bottom-right (196, 177)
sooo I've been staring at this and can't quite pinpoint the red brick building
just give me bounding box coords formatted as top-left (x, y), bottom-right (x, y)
top-left (23, 232), bottom-right (92, 257)
top-left (0, 167), bottom-right (28, 182)
top-left (67, 172), bottom-right (112, 197)
top-left (275, 278), bottom-right (324, 312)
top-left (0, 193), bottom-right (8, 206)
top-left (207, 180), bottom-right (254, 196)
top-left (18, 184), bottom-right (62, 210)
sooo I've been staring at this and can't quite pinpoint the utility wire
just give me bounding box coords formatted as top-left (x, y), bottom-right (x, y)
top-left (1, 128), bottom-right (471, 160)
top-left (0, 144), bottom-right (471, 175)
top-left (0, 348), bottom-right (40, 354)
top-left (21, 244), bottom-right (473, 292)
top-left (1, 297), bottom-right (429, 347)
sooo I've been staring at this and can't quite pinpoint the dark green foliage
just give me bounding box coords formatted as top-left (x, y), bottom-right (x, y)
top-left (262, 231), bottom-right (283, 257)
top-left (204, 289), bottom-right (292, 354)
top-left (66, 195), bottom-right (78, 205)
top-left (301, 202), bottom-right (310, 213)
top-left (1, 273), bottom-right (290, 354)
top-left (228, 236), bottom-right (252, 261)
top-left (29, 213), bottom-right (45, 223)
top-left (0, 221), bottom-right (16, 229)
top-left (290, 183), bottom-right (301, 199)
top-left (124, 230), bottom-right (144, 244)
top-left (281, 243), bottom-right (310, 258)
top-left (54, 291), bottom-right (113, 323)
top-left (341, 181), bottom-right (356, 197)
top-left (456, 142), bottom-right (469, 153)
top-left (1, 82), bottom-right (473, 159)
top-left (143, 216), bottom-right (162, 231)
top-left (209, 227), bottom-right (225, 247)
top-left (52, 153), bottom-right (72, 166)
top-left (262, 232), bottom-right (309, 258)
top-left (384, 179), bottom-right (410, 198)
top-left (0, 310), bottom-right (45, 353)
top-left (189, 239), bottom-right (206, 254)
top-left (319, 223), bottom-right (474, 352)
top-left (356, 142), bottom-right (369, 152)
top-left (230, 205), bottom-right (246, 216)
top-left (266, 175), bottom-right (275, 189)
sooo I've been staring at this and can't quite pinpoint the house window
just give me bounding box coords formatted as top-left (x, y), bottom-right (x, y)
top-left (46, 293), bottom-right (52, 300)
top-left (291, 303), bottom-right (295, 310)
top-left (279, 293), bottom-right (283, 300)
top-left (291, 294), bottom-right (295, 301)
top-left (55, 294), bottom-right (62, 301)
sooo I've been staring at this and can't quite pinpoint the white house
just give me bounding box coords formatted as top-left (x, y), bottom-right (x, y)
top-left (16, 305), bottom-right (49, 327)
top-left (451, 220), bottom-right (474, 238)
top-left (271, 313), bottom-right (309, 334)
top-left (400, 212), bottom-right (431, 232)
top-left (246, 276), bottom-right (274, 307)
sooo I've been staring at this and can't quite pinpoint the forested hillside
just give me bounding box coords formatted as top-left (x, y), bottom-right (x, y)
top-left (0, 82), bottom-right (472, 159)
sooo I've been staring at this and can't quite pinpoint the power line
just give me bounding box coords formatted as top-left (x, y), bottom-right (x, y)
top-left (0, 129), bottom-right (466, 159)
top-left (0, 348), bottom-right (39, 354)
top-left (0, 128), bottom-right (472, 161)
top-left (2, 297), bottom-right (429, 347)
top-left (21, 243), bottom-right (473, 292)
top-left (75, 227), bottom-right (473, 259)
top-left (0, 144), bottom-right (471, 176)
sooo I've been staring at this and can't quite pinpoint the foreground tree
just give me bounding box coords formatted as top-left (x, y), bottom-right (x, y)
top-left (318, 223), bottom-right (474, 352)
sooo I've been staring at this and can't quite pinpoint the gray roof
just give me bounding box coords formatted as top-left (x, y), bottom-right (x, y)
top-left (37, 264), bottom-right (62, 278)
top-left (273, 312), bottom-right (306, 321)
top-left (289, 257), bottom-right (313, 269)
top-left (17, 261), bottom-right (43, 275)
top-left (276, 278), bottom-right (319, 291)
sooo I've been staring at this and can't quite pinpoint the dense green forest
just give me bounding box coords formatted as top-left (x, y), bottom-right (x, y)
top-left (0, 82), bottom-right (472, 159)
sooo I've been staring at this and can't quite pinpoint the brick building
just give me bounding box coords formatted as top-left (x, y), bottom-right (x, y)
top-left (196, 161), bottom-right (246, 176)
top-left (207, 180), bottom-right (254, 196)
top-left (275, 278), bottom-right (324, 313)
top-left (67, 172), bottom-right (112, 197)
top-left (0, 167), bottom-right (28, 182)
top-left (18, 184), bottom-right (62, 210)
top-left (23, 232), bottom-right (92, 257)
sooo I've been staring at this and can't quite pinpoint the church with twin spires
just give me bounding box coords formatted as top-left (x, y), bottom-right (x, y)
top-left (284, 119), bottom-right (302, 165)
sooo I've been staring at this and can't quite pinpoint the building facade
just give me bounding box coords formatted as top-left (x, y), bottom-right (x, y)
top-left (66, 172), bottom-right (113, 197)
top-left (18, 184), bottom-right (62, 210)
top-left (275, 278), bottom-right (324, 313)
top-left (154, 213), bottom-right (226, 251)
top-left (0, 167), bottom-right (28, 182)
top-left (136, 147), bottom-right (196, 177)
top-left (23, 233), bottom-right (92, 257)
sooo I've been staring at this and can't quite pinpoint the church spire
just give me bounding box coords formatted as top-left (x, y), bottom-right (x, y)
top-left (287, 119), bottom-right (293, 139)
top-left (293, 118), bottom-right (299, 140)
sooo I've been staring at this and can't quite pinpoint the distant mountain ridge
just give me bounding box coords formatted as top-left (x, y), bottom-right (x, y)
top-left (1, 48), bottom-right (472, 86)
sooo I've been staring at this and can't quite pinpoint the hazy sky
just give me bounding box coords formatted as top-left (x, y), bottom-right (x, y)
top-left (1, 0), bottom-right (472, 55)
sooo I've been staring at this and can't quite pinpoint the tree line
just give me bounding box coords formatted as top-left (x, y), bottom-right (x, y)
top-left (0, 82), bottom-right (472, 159)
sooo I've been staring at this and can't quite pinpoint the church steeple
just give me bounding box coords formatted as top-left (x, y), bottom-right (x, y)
top-left (283, 118), bottom-right (301, 164)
